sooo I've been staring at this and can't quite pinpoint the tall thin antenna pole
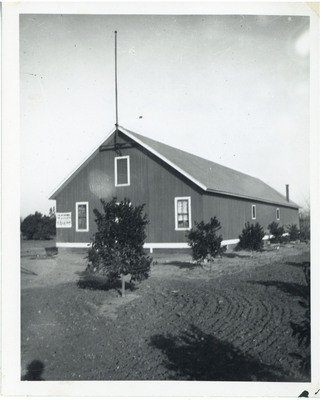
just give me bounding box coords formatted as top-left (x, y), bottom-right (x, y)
top-left (114, 31), bottom-right (118, 127)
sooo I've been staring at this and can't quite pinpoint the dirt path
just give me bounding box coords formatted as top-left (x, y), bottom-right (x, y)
top-left (21, 243), bottom-right (310, 381)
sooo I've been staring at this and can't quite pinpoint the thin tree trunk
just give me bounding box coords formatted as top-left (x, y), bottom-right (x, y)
top-left (121, 274), bottom-right (125, 297)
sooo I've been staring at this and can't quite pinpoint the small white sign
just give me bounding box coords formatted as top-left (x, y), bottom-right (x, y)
top-left (56, 212), bottom-right (72, 228)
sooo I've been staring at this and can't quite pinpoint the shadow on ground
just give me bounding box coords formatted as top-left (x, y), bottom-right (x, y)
top-left (248, 271), bottom-right (311, 380)
top-left (77, 274), bottom-right (137, 293)
top-left (21, 360), bottom-right (45, 381)
top-left (164, 252), bottom-right (251, 268)
top-left (247, 280), bottom-right (309, 299)
top-left (222, 252), bottom-right (251, 259)
top-left (150, 325), bottom-right (287, 381)
top-left (285, 261), bottom-right (310, 268)
top-left (164, 261), bottom-right (197, 269)
top-left (21, 267), bottom-right (38, 276)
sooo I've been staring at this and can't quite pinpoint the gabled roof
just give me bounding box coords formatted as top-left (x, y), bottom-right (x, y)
top-left (50, 126), bottom-right (298, 209)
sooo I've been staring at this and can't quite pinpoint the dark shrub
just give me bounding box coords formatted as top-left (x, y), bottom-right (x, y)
top-left (299, 213), bottom-right (310, 242)
top-left (187, 217), bottom-right (225, 264)
top-left (88, 198), bottom-right (152, 285)
top-left (237, 222), bottom-right (265, 251)
top-left (268, 221), bottom-right (285, 243)
top-left (287, 224), bottom-right (300, 241)
top-left (21, 211), bottom-right (56, 240)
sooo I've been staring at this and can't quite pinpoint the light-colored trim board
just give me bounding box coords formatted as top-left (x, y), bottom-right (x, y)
top-left (206, 188), bottom-right (299, 209)
top-left (119, 126), bottom-right (208, 191)
top-left (143, 242), bottom-right (189, 249)
top-left (222, 238), bottom-right (240, 246)
top-left (120, 128), bottom-right (298, 209)
top-left (49, 125), bottom-right (298, 209)
top-left (114, 155), bottom-right (130, 187)
top-left (56, 235), bottom-right (280, 250)
top-left (75, 201), bottom-right (89, 232)
top-left (56, 242), bottom-right (91, 248)
top-left (49, 126), bottom-right (207, 199)
top-left (49, 127), bottom-right (116, 199)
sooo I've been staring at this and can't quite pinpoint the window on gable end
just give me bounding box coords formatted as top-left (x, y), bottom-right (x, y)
top-left (276, 208), bottom-right (280, 220)
top-left (251, 204), bottom-right (256, 220)
top-left (115, 156), bottom-right (130, 187)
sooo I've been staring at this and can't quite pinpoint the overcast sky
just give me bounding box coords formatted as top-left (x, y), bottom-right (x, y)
top-left (20, 13), bottom-right (310, 218)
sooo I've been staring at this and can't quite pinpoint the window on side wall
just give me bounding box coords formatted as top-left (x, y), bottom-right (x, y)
top-left (175, 197), bottom-right (191, 230)
top-left (276, 208), bottom-right (280, 220)
top-left (251, 204), bottom-right (256, 220)
top-left (115, 156), bottom-right (130, 186)
top-left (76, 202), bottom-right (89, 232)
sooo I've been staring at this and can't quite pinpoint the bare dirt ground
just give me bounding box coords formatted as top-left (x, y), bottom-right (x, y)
top-left (21, 240), bottom-right (310, 381)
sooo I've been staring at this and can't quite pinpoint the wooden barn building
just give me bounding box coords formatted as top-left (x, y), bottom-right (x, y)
top-left (50, 126), bottom-right (299, 252)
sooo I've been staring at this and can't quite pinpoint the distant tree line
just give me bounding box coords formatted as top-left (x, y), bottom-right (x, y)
top-left (21, 207), bottom-right (56, 240)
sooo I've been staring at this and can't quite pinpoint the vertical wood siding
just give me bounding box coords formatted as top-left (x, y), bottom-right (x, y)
top-left (202, 193), bottom-right (299, 240)
top-left (55, 131), bottom-right (299, 245)
top-left (56, 132), bottom-right (204, 244)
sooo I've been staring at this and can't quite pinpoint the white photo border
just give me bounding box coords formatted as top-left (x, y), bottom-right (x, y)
top-left (2, 2), bottom-right (320, 398)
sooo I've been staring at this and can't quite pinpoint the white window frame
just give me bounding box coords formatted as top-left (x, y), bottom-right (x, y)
top-left (175, 196), bottom-right (192, 231)
top-left (75, 201), bottom-right (89, 232)
top-left (251, 204), bottom-right (256, 220)
top-left (114, 156), bottom-right (130, 187)
top-left (276, 208), bottom-right (280, 221)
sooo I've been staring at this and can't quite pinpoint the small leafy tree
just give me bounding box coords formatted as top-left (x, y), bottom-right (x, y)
top-left (187, 217), bottom-right (225, 265)
top-left (268, 221), bottom-right (285, 243)
top-left (21, 211), bottom-right (56, 240)
top-left (299, 207), bottom-right (310, 242)
top-left (88, 198), bottom-right (152, 295)
top-left (287, 224), bottom-right (300, 241)
top-left (237, 222), bottom-right (265, 251)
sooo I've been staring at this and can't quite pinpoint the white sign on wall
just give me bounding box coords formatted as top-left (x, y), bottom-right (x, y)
top-left (56, 212), bottom-right (72, 228)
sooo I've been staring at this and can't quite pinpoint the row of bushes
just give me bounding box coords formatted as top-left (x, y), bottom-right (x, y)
top-left (21, 201), bottom-right (309, 281)
top-left (188, 219), bottom-right (303, 264)
top-left (88, 201), bottom-right (299, 285)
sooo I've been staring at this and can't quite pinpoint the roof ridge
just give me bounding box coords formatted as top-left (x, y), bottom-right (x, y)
top-left (119, 126), bottom-right (256, 180)
top-left (50, 125), bottom-right (298, 209)
top-left (119, 126), bottom-right (298, 208)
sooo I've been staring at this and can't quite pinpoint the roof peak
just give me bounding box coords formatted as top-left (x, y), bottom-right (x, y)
top-left (118, 126), bottom-right (298, 208)
top-left (50, 124), bottom-right (298, 209)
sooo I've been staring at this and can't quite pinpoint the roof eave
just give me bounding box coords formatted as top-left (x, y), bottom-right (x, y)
top-left (49, 125), bottom-right (300, 211)
top-left (49, 127), bottom-right (117, 200)
top-left (118, 126), bottom-right (208, 191)
top-left (206, 188), bottom-right (299, 209)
